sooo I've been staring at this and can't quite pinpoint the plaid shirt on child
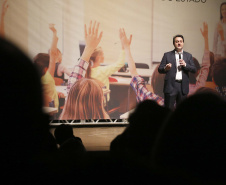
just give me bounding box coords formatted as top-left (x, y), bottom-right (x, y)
top-left (130, 75), bottom-right (164, 106)
top-left (67, 58), bottom-right (89, 95)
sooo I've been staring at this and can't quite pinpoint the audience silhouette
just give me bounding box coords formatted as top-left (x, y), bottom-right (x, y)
top-left (109, 100), bottom-right (172, 185)
top-left (0, 37), bottom-right (60, 185)
top-left (54, 124), bottom-right (86, 156)
top-left (111, 100), bottom-right (171, 162)
top-left (152, 90), bottom-right (226, 184)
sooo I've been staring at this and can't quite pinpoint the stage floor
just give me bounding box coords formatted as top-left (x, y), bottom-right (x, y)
top-left (50, 125), bottom-right (127, 151)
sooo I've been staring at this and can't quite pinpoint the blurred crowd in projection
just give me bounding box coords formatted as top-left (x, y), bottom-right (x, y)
top-left (1, 0), bottom-right (226, 185)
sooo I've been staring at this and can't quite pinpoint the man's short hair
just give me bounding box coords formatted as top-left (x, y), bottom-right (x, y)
top-left (33, 53), bottom-right (49, 77)
top-left (173, 34), bottom-right (184, 44)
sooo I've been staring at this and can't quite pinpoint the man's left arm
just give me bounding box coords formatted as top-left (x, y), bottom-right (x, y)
top-left (183, 54), bottom-right (197, 73)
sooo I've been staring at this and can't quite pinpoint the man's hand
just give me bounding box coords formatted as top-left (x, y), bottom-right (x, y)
top-left (165, 63), bottom-right (172, 71)
top-left (179, 59), bottom-right (186, 67)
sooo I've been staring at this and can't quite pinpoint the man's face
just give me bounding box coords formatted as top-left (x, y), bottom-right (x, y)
top-left (174, 37), bottom-right (184, 52)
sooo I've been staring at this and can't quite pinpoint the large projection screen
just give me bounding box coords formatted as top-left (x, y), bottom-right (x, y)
top-left (1, 0), bottom-right (225, 122)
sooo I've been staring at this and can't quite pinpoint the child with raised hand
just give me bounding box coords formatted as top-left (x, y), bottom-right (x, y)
top-left (85, 27), bottom-right (132, 101)
top-left (66, 20), bottom-right (103, 93)
top-left (33, 25), bottom-right (62, 109)
top-left (60, 21), bottom-right (109, 120)
top-left (188, 22), bottom-right (210, 95)
top-left (49, 24), bottom-right (72, 84)
top-left (119, 28), bottom-right (164, 105)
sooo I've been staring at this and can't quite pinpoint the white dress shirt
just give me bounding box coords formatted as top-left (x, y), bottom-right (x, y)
top-left (175, 50), bottom-right (183, 80)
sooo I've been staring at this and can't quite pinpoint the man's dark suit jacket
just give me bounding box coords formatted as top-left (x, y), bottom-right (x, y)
top-left (158, 50), bottom-right (197, 95)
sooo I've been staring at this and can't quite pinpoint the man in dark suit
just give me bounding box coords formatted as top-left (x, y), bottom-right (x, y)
top-left (158, 34), bottom-right (196, 109)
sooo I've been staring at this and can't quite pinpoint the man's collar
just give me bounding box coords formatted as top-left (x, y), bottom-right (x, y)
top-left (174, 49), bottom-right (183, 54)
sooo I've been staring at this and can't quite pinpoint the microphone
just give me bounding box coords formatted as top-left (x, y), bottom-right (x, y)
top-left (178, 53), bottom-right (182, 71)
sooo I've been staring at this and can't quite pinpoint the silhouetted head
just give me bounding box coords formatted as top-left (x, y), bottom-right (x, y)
top-left (152, 91), bottom-right (226, 182)
top-left (195, 87), bottom-right (220, 96)
top-left (54, 124), bottom-right (74, 145)
top-left (0, 38), bottom-right (47, 124)
top-left (129, 100), bottom-right (171, 129)
top-left (125, 100), bottom-right (172, 157)
top-left (0, 37), bottom-right (57, 183)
